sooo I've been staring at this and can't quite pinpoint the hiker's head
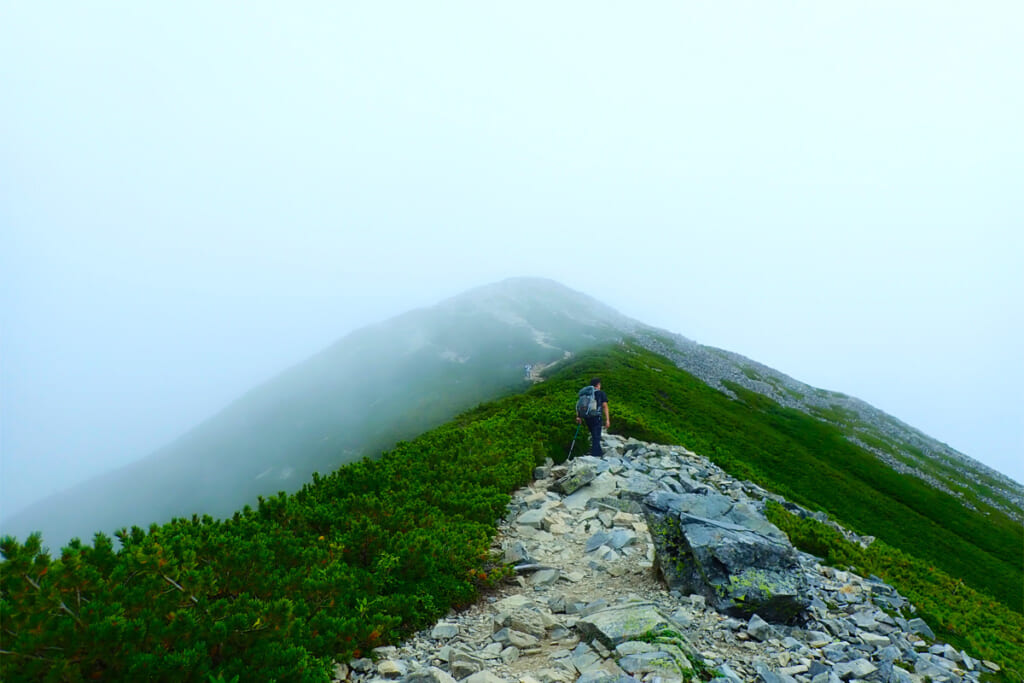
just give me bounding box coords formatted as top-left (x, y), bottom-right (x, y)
top-left (590, 377), bottom-right (601, 389)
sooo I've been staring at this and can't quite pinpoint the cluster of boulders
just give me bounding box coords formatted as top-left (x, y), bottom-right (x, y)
top-left (333, 434), bottom-right (1001, 683)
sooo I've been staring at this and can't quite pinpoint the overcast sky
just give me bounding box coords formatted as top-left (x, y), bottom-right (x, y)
top-left (2, 2), bottom-right (1022, 521)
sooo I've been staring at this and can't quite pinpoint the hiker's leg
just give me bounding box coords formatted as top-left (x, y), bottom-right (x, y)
top-left (588, 418), bottom-right (603, 457)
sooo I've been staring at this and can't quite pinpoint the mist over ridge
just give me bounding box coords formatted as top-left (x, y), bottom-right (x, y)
top-left (4, 277), bottom-right (1019, 550)
top-left (2, 278), bottom-right (639, 546)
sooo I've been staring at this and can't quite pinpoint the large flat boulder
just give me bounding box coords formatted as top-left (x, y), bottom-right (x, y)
top-left (644, 491), bottom-right (808, 623)
top-left (575, 602), bottom-right (674, 648)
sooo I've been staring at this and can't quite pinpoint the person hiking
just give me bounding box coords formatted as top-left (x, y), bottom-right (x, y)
top-left (576, 377), bottom-right (610, 457)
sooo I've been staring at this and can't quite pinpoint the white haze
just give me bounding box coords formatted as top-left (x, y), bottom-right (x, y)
top-left (2, 3), bottom-right (1022, 522)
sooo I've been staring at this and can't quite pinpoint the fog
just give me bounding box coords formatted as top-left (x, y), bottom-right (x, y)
top-left (2, 3), bottom-right (1022, 523)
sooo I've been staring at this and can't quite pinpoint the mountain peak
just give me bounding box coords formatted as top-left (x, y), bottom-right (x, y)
top-left (440, 277), bottom-right (641, 333)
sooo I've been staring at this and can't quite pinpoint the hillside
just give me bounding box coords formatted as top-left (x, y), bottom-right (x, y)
top-left (633, 333), bottom-right (1023, 521)
top-left (5, 278), bottom-right (1019, 555)
top-left (7, 279), bottom-right (1017, 552)
top-left (2, 278), bottom-right (642, 546)
top-left (558, 344), bottom-right (1023, 614)
top-left (2, 343), bottom-right (1021, 682)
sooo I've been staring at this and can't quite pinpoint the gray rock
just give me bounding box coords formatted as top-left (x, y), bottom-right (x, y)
top-left (821, 642), bottom-right (851, 663)
top-left (806, 661), bottom-right (829, 678)
top-left (508, 608), bottom-right (547, 638)
top-left (481, 641), bottom-right (504, 658)
top-left (615, 641), bottom-right (659, 657)
top-left (529, 568), bottom-right (561, 587)
top-left (573, 674), bottom-right (609, 683)
top-left (889, 665), bottom-right (914, 683)
top-left (804, 630), bottom-right (832, 648)
top-left (576, 673), bottom-right (634, 683)
top-left (906, 617), bottom-right (935, 640)
top-left (403, 667), bottom-right (458, 683)
top-left (876, 645), bottom-right (901, 662)
top-left (809, 673), bottom-right (842, 683)
top-left (747, 614), bottom-right (777, 642)
top-left (504, 541), bottom-right (532, 564)
top-left (564, 473), bottom-right (619, 510)
top-left (565, 601), bottom-right (587, 615)
top-left (833, 658), bottom-right (876, 681)
top-left (647, 491), bottom-right (732, 519)
top-left (377, 659), bottom-right (407, 678)
top-left (608, 528), bottom-right (638, 549)
top-left (914, 654), bottom-right (956, 681)
top-left (780, 636), bottom-right (800, 650)
top-left (725, 502), bottom-right (790, 542)
top-left (849, 609), bottom-right (879, 630)
top-left (575, 602), bottom-right (675, 648)
top-left (571, 642), bottom-right (603, 672)
top-left (579, 598), bottom-right (610, 617)
top-left (587, 496), bottom-right (644, 514)
top-left (620, 474), bottom-right (659, 500)
top-left (585, 531), bottom-right (612, 553)
top-left (717, 663), bottom-right (745, 683)
top-left (492, 627), bottom-right (539, 649)
top-left (549, 625), bottom-right (571, 641)
top-left (753, 661), bottom-right (798, 683)
top-left (859, 631), bottom-right (890, 648)
top-left (464, 672), bottom-right (506, 683)
top-left (670, 608), bottom-right (693, 628)
top-left (809, 597), bottom-right (829, 616)
top-left (644, 491), bottom-right (808, 622)
top-left (450, 651), bottom-right (485, 679)
top-left (350, 658), bottom-right (374, 673)
top-left (618, 650), bottom-right (691, 676)
top-left (517, 508), bottom-right (548, 529)
top-left (554, 465), bottom-right (597, 495)
top-left (662, 478), bottom-right (690, 494)
top-left (430, 623), bottom-right (459, 640)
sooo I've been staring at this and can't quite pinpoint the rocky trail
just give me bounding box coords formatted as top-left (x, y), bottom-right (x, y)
top-left (332, 434), bottom-right (999, 683)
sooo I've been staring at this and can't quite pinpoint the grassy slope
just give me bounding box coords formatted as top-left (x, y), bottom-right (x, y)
top-left (549, 343), bottom-right (1023, 676)
top-left (568, 345), bottom-right (1022, 612)
top-left (4, 342), bottom-right (1021, 681)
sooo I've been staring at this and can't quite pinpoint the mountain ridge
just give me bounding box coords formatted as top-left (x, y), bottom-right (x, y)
top-left (3, 338), bottom-right (1020, 681)
top-left (4, 277), bottom-right (1019, 548)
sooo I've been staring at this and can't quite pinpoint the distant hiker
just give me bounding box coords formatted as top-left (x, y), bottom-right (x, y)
top-left (576, 377), bottom-right (610, 457)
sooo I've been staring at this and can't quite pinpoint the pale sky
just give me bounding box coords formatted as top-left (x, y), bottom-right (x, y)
top-left (2, 2), bottom-right (1022, 521)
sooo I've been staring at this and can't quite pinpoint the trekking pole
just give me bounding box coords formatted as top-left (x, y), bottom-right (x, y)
top-left (567, 423), bottom-right (581, 459)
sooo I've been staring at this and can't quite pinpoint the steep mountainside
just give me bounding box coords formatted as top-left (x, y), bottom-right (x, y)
top-left (632, 333), bottom-right (1023, 521)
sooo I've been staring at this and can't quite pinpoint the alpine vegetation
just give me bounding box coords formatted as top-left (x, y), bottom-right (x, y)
top-left (2, 281), bottom-right (1021, 682)
top-left (2, 342), bottom-right (1021, 681)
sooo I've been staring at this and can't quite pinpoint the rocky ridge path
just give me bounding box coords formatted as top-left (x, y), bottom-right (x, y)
top-left (333, 434), bottom-right (998, 683)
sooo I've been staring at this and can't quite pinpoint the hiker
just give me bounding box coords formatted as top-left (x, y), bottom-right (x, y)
top-left (576, 377), bottom-right (610, 457)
